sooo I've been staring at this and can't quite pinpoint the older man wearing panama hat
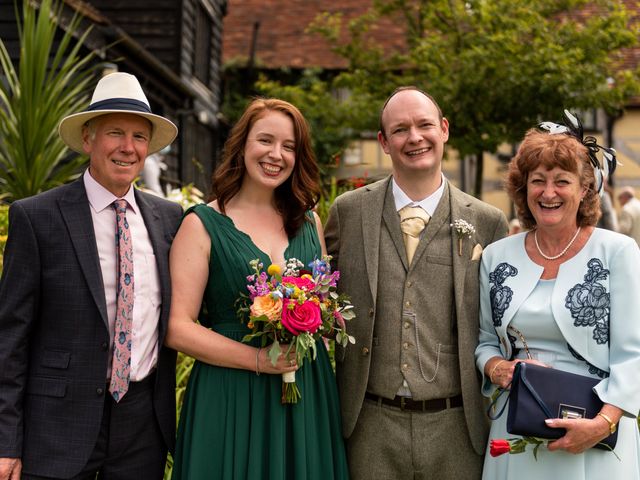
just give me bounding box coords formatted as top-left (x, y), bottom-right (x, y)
top-left (0, 72), bottom-right (182, 480)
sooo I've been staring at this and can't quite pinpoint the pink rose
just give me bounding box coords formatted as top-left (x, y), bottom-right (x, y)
top-left (282, 276), bottom-right (315, 291)
top-left (281, 299), bottom-right (322, 335)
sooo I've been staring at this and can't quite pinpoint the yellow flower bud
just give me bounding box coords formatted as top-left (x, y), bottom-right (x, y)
top-left (267, 264), bottom-right (281, 276)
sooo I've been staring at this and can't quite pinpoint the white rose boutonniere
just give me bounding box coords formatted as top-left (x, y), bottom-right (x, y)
top-left (451, 219), bottom-right (476, 256)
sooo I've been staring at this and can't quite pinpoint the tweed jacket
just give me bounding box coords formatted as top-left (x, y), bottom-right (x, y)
top-left (475, 229), bottom-right (640, 417)
top-left (0, 178), bottom-right (182, 478)
top-left (325, 176), bottom-right (508, 455)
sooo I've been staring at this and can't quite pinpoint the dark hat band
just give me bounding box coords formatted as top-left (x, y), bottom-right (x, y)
top-left (87, 98), bottom-right (151, 113)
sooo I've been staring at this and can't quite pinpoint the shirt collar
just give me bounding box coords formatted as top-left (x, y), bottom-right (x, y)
top-left (392, 173), bottom-right (446, 217)
top-left (83, 169), bottom-right (139, 214)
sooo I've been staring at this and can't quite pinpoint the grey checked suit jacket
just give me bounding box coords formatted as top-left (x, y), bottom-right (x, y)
top-left (325, 176), bottom-right (508, 455)
top-left (0, 178), bottom-right (182, 478)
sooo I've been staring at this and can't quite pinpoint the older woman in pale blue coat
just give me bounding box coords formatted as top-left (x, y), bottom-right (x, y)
top-left (475, 125), bottom-right (640, 480)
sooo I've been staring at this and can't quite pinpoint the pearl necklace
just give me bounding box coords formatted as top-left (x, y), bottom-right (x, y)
top-left (534, 227), bottom-right (581, 261)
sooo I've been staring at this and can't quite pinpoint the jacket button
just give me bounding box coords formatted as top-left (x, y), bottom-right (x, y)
top-left (96, 387), bottom-right (104, 396)
top-left (361, 347), bottom-right (370, 356)
top-left (368, 308), bottom-right (374, 317)
top-left (101, 342), bottom-right (108, 350)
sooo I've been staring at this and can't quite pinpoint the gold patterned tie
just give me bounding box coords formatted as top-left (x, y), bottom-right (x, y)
top-left (399, 205), bottom-right (430, 264)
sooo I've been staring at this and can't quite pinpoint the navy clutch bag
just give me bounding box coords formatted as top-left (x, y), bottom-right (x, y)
top-left (507, 362), bottom-right (618, 450)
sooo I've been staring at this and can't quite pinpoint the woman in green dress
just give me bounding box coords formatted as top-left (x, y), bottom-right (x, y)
top-left (166, 98), bottom-right (349, 479)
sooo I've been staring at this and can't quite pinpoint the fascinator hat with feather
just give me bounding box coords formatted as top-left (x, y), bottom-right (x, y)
top-left (59, 72), bottom-right (178, 155)
top-left (539, 110), bottom-right (618, 196)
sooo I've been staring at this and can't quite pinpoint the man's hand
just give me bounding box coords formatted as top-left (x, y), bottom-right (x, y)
top-left (0, 457), bottom-right (21, 480)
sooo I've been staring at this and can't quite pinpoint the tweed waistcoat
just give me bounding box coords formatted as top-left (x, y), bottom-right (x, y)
top-left (366, 183), bottom-right (461, 400)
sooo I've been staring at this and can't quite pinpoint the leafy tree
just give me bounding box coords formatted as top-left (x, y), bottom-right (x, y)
top-left (0, 0), bottom-right (98, 202)
top-left (309, 0), bottom-right (639, 196)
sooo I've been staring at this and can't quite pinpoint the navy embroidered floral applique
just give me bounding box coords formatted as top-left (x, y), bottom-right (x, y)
top-left (565, 258), bottom-right (610, 345)
top-left (489, 263), bottom-right (518, 326)
top-left (567, 343), bottom-right (609, 378)
top-left (507, 331), bottom-right (518, 361)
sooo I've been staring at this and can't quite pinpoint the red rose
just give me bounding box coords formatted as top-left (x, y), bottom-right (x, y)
top-left (489, 439), bottom-right (511, 457)
top-left (281, 299), bottom-right (322, 335)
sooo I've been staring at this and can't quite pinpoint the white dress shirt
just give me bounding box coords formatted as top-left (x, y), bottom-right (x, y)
top-left (391, 174), bottom-right (446, 216)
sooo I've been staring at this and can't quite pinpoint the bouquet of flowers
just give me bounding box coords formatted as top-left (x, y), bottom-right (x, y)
top-left (237, 256), bottom-right (355, 403)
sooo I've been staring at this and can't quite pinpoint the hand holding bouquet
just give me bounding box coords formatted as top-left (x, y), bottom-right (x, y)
top-left (238, 256), bottom-right (355, 403)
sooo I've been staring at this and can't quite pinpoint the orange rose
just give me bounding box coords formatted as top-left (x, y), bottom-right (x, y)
top-left (250, 295), bottom-right (283, 321)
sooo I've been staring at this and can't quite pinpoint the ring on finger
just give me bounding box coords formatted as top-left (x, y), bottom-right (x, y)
top-left (289, 359), bottom-right (295, 366)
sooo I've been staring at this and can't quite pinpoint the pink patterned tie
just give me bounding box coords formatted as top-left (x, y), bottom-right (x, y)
top-left (109, 199), bottom-right (134, 402)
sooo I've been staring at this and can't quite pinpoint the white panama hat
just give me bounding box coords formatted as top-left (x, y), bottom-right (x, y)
top-left (58, 72), bottom-right (178, 155)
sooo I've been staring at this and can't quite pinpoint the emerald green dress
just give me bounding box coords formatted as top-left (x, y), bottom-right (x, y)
top-left (171, 205), bottom-right (349, 480)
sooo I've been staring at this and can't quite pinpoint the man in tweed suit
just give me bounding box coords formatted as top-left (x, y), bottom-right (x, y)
top-left (0, 73), bottom-right (182, 479)
top-left (325, 87), bottom-right (508, 479)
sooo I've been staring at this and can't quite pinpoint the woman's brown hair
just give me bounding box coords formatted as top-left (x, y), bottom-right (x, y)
top-left (211, 98), bottom-right (321, 237)
top-left (506, 129), bottom-right (601, 230)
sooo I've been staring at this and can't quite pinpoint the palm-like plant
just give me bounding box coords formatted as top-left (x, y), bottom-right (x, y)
top-left (0, 0), bottom-right (98, 202)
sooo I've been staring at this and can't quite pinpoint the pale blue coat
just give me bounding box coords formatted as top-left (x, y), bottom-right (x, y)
top-left (476, 228), bottom-right (640, 418)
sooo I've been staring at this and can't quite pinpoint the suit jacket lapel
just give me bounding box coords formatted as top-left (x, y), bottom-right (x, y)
top-left (449, 183), bottom-right (473, 314)
top-left (381, 180), bottom-right (408, 271)
top-left (362, 177), bottom-right (391, 305)
top-left (135, 190), bottom-right (170, 338)
top-left (58, 178), bottom-right (109, 327)
top-left (135, 190), bottom-right (162, 256)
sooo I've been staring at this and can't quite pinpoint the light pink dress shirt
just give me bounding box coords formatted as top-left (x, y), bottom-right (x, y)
top-left (84, 170), bottom-right (161, 381)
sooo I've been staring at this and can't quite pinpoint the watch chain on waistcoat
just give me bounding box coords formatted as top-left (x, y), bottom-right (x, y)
top-left (407, 310), bottom-right (441, 382)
